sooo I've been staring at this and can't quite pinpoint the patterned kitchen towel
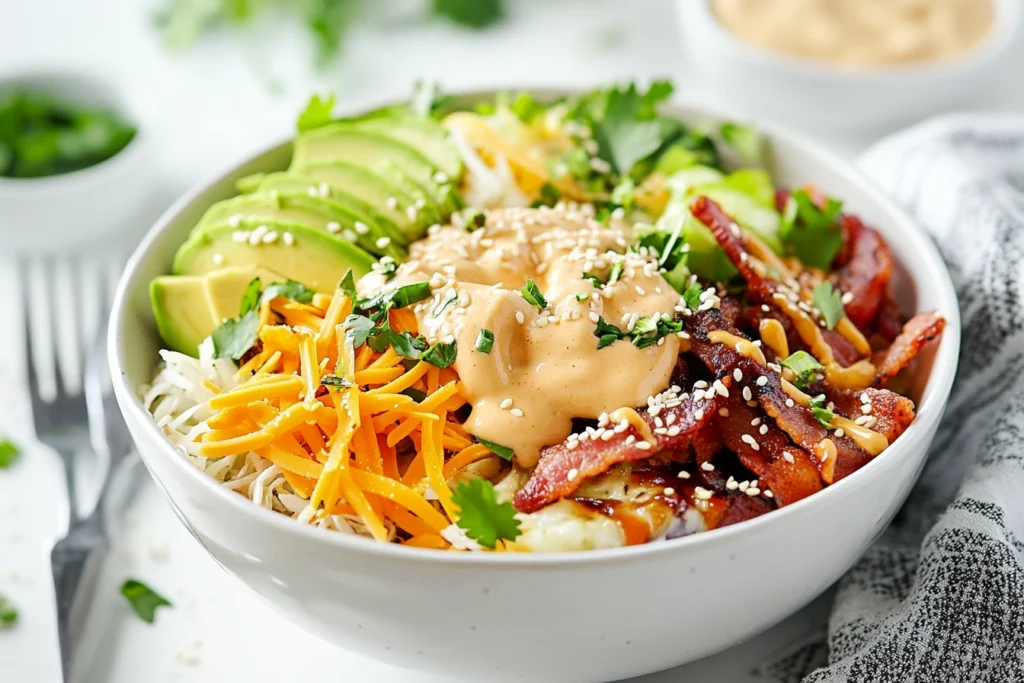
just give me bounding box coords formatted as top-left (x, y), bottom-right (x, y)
top-left (759, 114), bottom-right (1024, 683)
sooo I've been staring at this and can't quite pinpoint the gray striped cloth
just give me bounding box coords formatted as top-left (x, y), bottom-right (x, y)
top-left (759, 114), bottom-right (1024, 683)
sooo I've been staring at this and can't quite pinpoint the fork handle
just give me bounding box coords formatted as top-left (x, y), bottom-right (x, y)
top-left (51, 513), bottom-right (108, 682)
top-left (56, 446), bottom-right (81, 526)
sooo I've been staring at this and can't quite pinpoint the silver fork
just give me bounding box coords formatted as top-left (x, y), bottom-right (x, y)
top-left (20, 255), bottom-right (124, 682)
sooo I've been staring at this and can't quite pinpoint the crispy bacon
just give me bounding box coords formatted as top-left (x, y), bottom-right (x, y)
top-left (872, 311), bottom-right (946, 387)
top-left (708, 493), bottom-right (774, 529)
top-left (828, 387), bottom-right (916, 443)
top-left (513, 395), bottom-right (721, 514)
top-left (712, 398), bottom-right (823, 506)
top-left (822, 328), bottom-right (861, 367)
top-left (688, 310), bottom-right (873, 483)
top-left (873, 296), bottom-right (907, 343)
top-left (836, 215), bottom-right (894, 329)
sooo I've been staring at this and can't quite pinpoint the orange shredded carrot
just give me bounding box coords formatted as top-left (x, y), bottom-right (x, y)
top-left (403, 534), bottom-right (450, 549)
top-left (442, 444), bottom-right (493, 479)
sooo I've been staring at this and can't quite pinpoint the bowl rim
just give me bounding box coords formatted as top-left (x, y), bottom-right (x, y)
top-left (684, 0), bottom-right (1021, 82)
top-left (0, 67), bottom-right (145, 191)
top-left (109, 87), bottom-right (962, 567)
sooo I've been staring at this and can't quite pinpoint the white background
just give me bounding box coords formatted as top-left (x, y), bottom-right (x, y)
top-left (1, 1), bottom-right (1022, 681)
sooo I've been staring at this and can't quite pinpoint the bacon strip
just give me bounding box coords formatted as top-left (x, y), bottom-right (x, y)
top-left (712, 398), bottom-right (823, 506)
top-left (836, 214), bottom-right (894, 329)
top-left (873, 296), bottom-right (905, 343)
top-left (513, 395), bottom-right (721, 514)
top-left (706, 492), bottom-right (774, 529)
top-left (872, 311), bottom-right (946, 387)
top-left (828, 387), bottom-right (916, 443)
top-left (688, 310), bottom-right (873, 483)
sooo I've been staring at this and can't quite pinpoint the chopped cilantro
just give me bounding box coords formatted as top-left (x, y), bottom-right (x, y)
top-left (582, 272), bottom-right (603, 287)
top-left (342, 314), bottom-right (377, 348)
top-left (211, 310), bottom-right (259, 360)
top-left (0, 593), bottom-right (16, 628)
top-left (780, 189), bottom-right (845, 270)
top-left (474, 329), bottom-right (494, 354)
top-left (464, 209), bottom-right (486, 231)
top-left (320, 375), bottom-right (354, 388)
top-left (0, 440), bottom-right (20, 469)
top-left (432, 0), bottom-right (505, 29)
top-left (338, 269), bottom-right (357, 297)
top-left (422, 341), bottom-right (457, 369)
top-left (588, 81), bottom-right (681, 176)
top-left (451, 477), bottom-right (522, 549)
top-left (238, 277), bottom-right (262, 316)
top-left (389, 330), bottom-right (430, 359)
top-left (296, 92), bottom-right (335, 132)
top-left (812, 281), bottom-right (844, 330)
top-left (509, 92), bottom-right (544, 123)
top-left (718, 121), bottom-right (762, 165)
top-left (402, 387), bottom-right (428, 402)
top-left (575, 291), bottom-right (590, 302)
top-left (610, 177), bottom-right (636, 210)
top-left (531, 182), bottom-right (561, 208)
top-left (607, 261), bottom-right (624, 285)
top-left (520, 278), bottom-right (548, 310)
top-left (261, 279), bottom-right (315, 305)
top-left (780, 351), bottom-right (825, 390)
top-left (682, 282), bottom-right (704, 311)
top-left (594, 316), bottom-right (626, 349)
top-left (120, 579), bottom-right (171, 624)
top-left (358, 282), bottom-right (432, 311)
top-left (476, 437), bottom-right (514, 461)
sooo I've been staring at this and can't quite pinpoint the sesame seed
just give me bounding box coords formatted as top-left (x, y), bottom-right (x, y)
top-left (761, 304), bottom-right (770, 312)
top-left (783, 451), bottom-right (795, 463)
top-left (751, 418), bottom-right (761, 426)
top-left (764, 490), bottom-right (774, 499)
top-left (325, 221), bottom-right (341, 233)
top-left (375, 237), bottom-right (392, 249)
top-left (785, 398), bottom-right (795, 408)
top-left (261, 230), bottom-right (279, 244)
top-left (741, 434), bottom-right (760, 451)
top-left (510, 408), bottom-right (524, 417)
top-left (861, 404), bottom-right (872, 414)
top-left (635, 441), bottom-right (652, 451)
top-left (860, 392), bottom-right (871, 404)
top-left (834, 428), bottom-right (845, 438)
top-left (635, 285), bottom-right (647, 296)
top-left (718, 408), bottom-right (730, 417)
top-left (677, 471), bottom-right (690, 479)
top-left (500, 398), bottom-right (513, 409)
top-left (589, 312), bottom-right (600, 323)
top-left (354, 221), bottom-right (370, 235)
top-left (759, 424), bottom-right (768, 435)
top-left (663, 487), bottom-right (675, 496)
top-left (841, 291), bottom-right (854, 304)
top-left (228, 214), bottom-right (244, 228)
top-left (515, 311), bottom-right (525, 324)
top-left (726, 478), bottom-right (738, 490)
top-left (854, 415), bottom-right (872, 426)
top-left (694, 408), bottom-right (704, 420)
top-left (567, 468), bottom-right (579, 482)
top-left (742, 387), bottom-right (753, 402)
top-left (693, 486), bottom-right (712, 500)
top-left (746, 487), bottom-right (761, 496)
top-left (282, 232), bottom-right (294, 246)
top-left (700, 461), bottom-right (715, 471)
top-left (756, 376), bottom-right (768, 387)
top-left (713, 380), bottom-right (729, 397)
top-left (212, 253), bottom-right (224, 265)
top-left (733, 368), bottom-right (743, 382)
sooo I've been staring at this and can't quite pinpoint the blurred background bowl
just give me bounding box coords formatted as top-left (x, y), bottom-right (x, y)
top-left (0, 69), bottom-right (155, 253)
top-left (676, 0), bottom-right (1023, 133)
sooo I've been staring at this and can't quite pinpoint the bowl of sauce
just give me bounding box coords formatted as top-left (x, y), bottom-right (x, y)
top-left (677, 0), bottom-right (1022, 130)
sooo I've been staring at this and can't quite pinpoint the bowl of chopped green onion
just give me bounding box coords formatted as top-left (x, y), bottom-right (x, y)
top-left (0, 70), bottom-right (152, 251)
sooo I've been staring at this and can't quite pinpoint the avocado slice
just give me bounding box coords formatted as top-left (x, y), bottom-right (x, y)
top-left (292, 126), bottom-right (459, 216)
top-left (294, 160), bottom-right (438, 241)
top-left (350, 117), bottom-right (462, 182)
top-left (151, 265), bottom-right (283, 356)
top-left (173, 219), bottom-right (374, 292)
top-left (193, 192), bottom-right (406, 259)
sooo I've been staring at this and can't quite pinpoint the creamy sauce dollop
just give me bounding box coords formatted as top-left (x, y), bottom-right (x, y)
top-left (361, 205), bottom-right (683, 468)
top-left (712, 0), bottom-right (995, 69)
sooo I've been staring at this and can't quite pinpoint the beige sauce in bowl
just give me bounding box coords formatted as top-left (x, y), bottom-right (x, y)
top-left (711, 0), bottom-right (995, 69)
top-left (362, 204), bottom-right (685, 468)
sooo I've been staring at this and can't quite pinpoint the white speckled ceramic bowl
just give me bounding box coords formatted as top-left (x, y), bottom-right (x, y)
top-left (109, 92), bottom-right (960, 683)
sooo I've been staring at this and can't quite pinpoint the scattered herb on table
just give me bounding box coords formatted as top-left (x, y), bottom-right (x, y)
top-left (0, 593), bottom-right (16, 628)
top-left (120, 579), bottom-right (172, 624)
top-left (0, 440), bottom-right (20, 469)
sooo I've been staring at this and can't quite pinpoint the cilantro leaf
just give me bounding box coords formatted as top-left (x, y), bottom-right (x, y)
top-left (451, 477), bottom-right (522, 549)
top-left (808, 395), bottom-right (835, 428)
top-left (211, 310), bottom-right (259, 360)
top-left (582, 272), bottom-right (603, 287)
top-left (607, 261), bottom-right (624, 285)
top-left (474, 329), bottom-right (494, 353)
top-left (463, 209), bottom-right (486, 231)
top-left (261, 280), bottom-right (315, 305)
top-left (0, 440), bottom-right (20, 469)
top-left (338, 269), bottom-right (357, 297)
top-left (389, 330), bottom-right (429, 359)
top-left (342, 314), bottom-right (377, 348)
top-left (432, 0), bottom-right (504, 28)
top-left (780, 350), bottom-right (825, 390)
top-left (594, 316), bottom-right (625, 349)
top-left (719, 121), bottom-right (762, 165)
top-left (402, 387), bottom-right (428, 402)
top-left (476, 437), bottom-right (514, 461)
top-left (812, 281), bottom-right (844, 330)
top-left (320, 375), bottom-right (354, 388)
top-left (422, 341), bottom-right (457, 368)
top-left (520, 278), bottom-right (548, 310)
top-left (0, 593), bottom-right (16, 628)
top-left (296, 92), bottom-right (335, 132)
top-left (780, 189), bottom-right (845, 270)
top-left (531, 182), bottom-right (561, 208)
top-left (359, 282), bottom-right (433, 311)
top-left (682, 282), bottom-right (703, 311)
top-left (238, 277), bottom-right (261, 316)
top-left (120, 579), bottom-right (171, 624)
top-left (509, 92), bottom-right (544, 123)
top-left (610, 177), bottom-right (636, 210)
top-left (580, 82), bottom-right (682, 176)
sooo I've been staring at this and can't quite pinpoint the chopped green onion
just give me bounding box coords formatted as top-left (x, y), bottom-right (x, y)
top-left (474, 329), bottom-right (494, 354)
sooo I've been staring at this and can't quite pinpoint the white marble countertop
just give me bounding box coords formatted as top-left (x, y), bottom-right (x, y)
top-left (1, 1), bottom-right (1021, 681)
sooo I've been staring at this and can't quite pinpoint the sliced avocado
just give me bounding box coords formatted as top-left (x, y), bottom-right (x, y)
top-left (292, 126), bottom-right (458, 215)
top-left (350, 117), bottom-right (462, 181)
top-left (151, 274), bottom-right (217, 356)
top-left (252, 171), bottom-right (411, 247)
top-left (203, 265), bottom-right (284, 321)
top-left (193, 192), bottom-right (406, 259)
top-left (173, 219), bottom-right (374, 292)
top-left (294, 160), bottom-right (438, 241)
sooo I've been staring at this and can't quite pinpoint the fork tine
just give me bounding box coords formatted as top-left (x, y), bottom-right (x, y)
top-left (45, 255), bottom-right (72, 400)
top-left (19, 257), bottom-right (43, 406)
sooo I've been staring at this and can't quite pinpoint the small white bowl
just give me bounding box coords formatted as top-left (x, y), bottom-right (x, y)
top-left (0, 70), bottom-right (154, 253)
top-left (677, 0), bottom-right (1023, 132)
top-left (109, 92), bottom-right (960, 683)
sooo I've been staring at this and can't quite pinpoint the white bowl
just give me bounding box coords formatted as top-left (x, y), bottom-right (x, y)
top-left (109, 93), bottom-right (961, 683)
top-left (0, 70), bottom-right (155, 253)
top-left (676, 0), bottom-right (1023, 132)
